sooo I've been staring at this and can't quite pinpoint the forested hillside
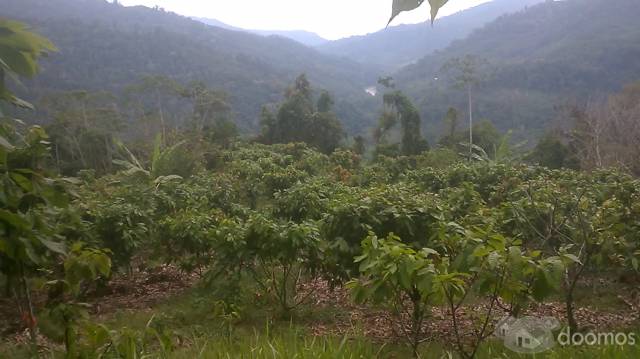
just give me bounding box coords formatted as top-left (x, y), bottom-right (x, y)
top-left (0, 0), bottom-right (378, 133)
top-left (1, 0), bottom-right (638, 140)
top-left (318, 0), bottom-right (544, 70)
top-left (395, 0), bottom-right (640, 139)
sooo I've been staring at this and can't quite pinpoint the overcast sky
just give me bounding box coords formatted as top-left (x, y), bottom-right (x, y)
top-left (117, 0), bottom-right (492, 40)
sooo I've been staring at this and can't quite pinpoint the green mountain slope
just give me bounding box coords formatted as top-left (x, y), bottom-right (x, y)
top-left (0, 0), bottom-right (378, 133)
top-left (394, 0), bottom-right (640, 140)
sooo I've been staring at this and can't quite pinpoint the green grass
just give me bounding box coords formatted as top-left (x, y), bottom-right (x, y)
top-left (570, 279), bottom-right (630, 312)
top-left (170, 332), bottom-right (640, 359)
top-left (2, 276), bottom-right (639, 359)
top-left (0, 346), bottom-right (31, 359)
top-left (4, 329), bottom-right (640, 359)
top-left (93, 282), bottom-right (640, 359)
top-left (477, 340), bottom-right (640, 359)
top-left (170, 326), bottom-right (401, 359)
top-left (169, 328), bottom-right (640, 359)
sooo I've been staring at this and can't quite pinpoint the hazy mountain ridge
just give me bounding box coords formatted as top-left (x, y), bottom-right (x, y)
top-left (252, 30), bottom-right (327, 47)
top-left (317, 0), bottom-right (546, 70)
top-left (194, 17), bottom-right (328, 47)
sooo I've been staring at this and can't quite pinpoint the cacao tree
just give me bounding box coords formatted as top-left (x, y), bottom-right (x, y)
top-left (350, 232), bottom-right (464, 357)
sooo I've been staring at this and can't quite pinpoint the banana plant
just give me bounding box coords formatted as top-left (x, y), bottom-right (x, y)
top-left (113, 134), bottom-right (190, 186)
top-left (460, 131), bottom-right (526, 164)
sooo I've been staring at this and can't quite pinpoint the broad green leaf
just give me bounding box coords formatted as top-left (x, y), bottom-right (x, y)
top-left (0, 20), bottom-right (56, 54)
top-left (0, 20), bottom-right (56, 109)
top-left (94, 253), bottom-right (112, 276)
top-left (429, 0), bottom-right (450, 23)
top-left (10, 172), bottom-right (33, 192)
top-left (0, 46), bottom-right (38, 77)
top-left (476, 277), bottom-right (493, 295)
top-left (508, 246), bottom-right (523, 264)
top-left (0, 134), bottom-right (14, 150)
top-left (22, 237), bottom-right (41, 264)
top-left (399, 264), bottom-right (411, 289)
top-left (40, 238), bottom-right (67, 255)
top-left (25, 125), bottom-right (48, 141)
top-left (59, 177), bottom-right (82, 185)
top-left (388, 0), bottom-right (425, 27)
top-left (421, 247), bottom-right (439, 257)
top-left (472, 245), bottom-right (490, 258)
top-left (531, 269), bottom-right (559, 301)
top-left (388, 0), bottom-right (449, 26)
top-left (487, 234), bottom-right (506, 251)
top-left (562, 253), bottom-right (582, 265)
top-left (487, 251), bottom-right (500, 269)
top-left (0, 209), bottom-right (30, 230)
top-left (0, 239), bottom-right (8, 254)
top-left (9, 96), bottom-right (34, 109)
top-left (154, 175), bottom-right (183, 186)
top-left (71, 242), bottom-right (84, 252)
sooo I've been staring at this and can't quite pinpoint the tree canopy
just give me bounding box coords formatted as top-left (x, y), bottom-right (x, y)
top-left (259, 74), bottom-right (345, 154)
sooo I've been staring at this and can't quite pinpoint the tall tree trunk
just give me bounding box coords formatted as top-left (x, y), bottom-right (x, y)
top-left (410, 293), bottom-right (424, 358)
top-left (565, 290), bottom-right (578, 332)
top-left (19, 265), bottom-right (37, 350)
top-left (468, 86), bottom-right (474, 161)
top-left (156, 91), bottom-right (166, 144)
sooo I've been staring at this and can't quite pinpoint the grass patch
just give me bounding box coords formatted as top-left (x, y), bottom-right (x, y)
top-left (171, 325), bottom-right (412, 359)
top-left (2, 274), bottom-right (639, 359)
top-left (169, 327), bottom-right (640, 359)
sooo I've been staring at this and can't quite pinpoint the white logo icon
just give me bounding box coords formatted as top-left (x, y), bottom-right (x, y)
top-left (495, 316), bottom-right (560, 354)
